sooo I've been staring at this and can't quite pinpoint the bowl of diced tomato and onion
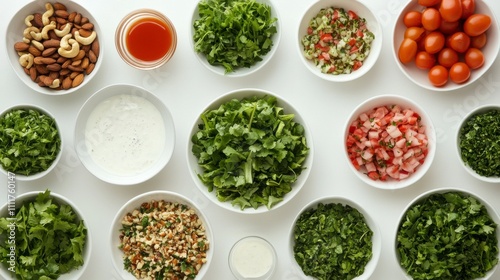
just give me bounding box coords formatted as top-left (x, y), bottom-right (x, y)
top-left (393, 0), bottom-right (500, 91)
top-left (297, 0), bottom-right (382, 82)
top-left (344, 94), bottom-right (436, 189)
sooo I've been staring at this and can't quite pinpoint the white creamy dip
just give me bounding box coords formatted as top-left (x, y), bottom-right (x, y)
top-left (85, 94), bottom-right (165, 176)
top-left (229, 236), bottom-right (276, 279)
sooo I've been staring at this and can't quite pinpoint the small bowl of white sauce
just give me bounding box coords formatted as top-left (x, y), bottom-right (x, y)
top-left (74, 84), bottom-right (175, 185)
top-left (229, 236), bottom-right (277, 280)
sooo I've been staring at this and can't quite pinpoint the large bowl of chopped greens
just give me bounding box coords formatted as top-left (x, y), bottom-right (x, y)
top-left (395, 188), bottom-right (500, 279)
top-left (344, 94), bottom-right (436, 189)
top-left (456, 104), bottom-right (500, 183)
top-left (0, 104), bottom-right (62, 181)
top-left (187, 88), bottom-right (313, 214)
top-left (0, 190), bottom-right (91, 280)
top-left (109, 190), bottom-right (213, 280)
top-left (191, 0), bottom-right (281, 77)
top-left (288, 196), bottom-right (381, 280)
top-left (297, 0), bottom-right (382, 82)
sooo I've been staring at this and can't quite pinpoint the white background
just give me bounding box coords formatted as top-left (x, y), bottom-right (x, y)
top-left (2, 0), bottom-right (500, 279)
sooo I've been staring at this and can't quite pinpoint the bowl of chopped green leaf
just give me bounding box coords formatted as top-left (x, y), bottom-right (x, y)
top-left (289, 196), bottom-right (381, 280)
top-left (187, 88), bottom-right (313, 213)
top-left (0, 190), bottom-right (91, 279)
top-left (0, 104), bottom-right (62, 181)
top-left (297, 0), bottom-right (382, 82)
top-left (456, 104), bottom-right (500, 183)
top-left (395, 188), bottom-right (500, 279)
top-left (191, 0), bottom-right (281, 77)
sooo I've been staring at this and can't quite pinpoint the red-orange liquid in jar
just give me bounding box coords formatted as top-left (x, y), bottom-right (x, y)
top-left (126, 17), bottom-right (173, 62)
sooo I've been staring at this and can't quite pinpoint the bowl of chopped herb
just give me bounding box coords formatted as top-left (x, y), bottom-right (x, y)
top-left (395, 188), bottom-right (500, 279)
top-left (297, 0), bottom-right (382, 82)
top-left (109, 190), bottom-right (213, 280)
top-left (456, 104), bottom-right (500, 183)
top-left (0, 104), bottom-right (62, 181)
top-left (187, 88), bottom-right (313, 213)
top-left (191, 0), bottom-right (281, 77)
top-left (0, 190), bottom-right (91, 280)
top-left (289, 196), bottom-right (381, 280)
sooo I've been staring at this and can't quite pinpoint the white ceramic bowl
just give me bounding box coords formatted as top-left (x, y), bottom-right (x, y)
top-left (74, 84), bottom-right (175, 185)
top-left (187, 88), bottom-right (313, 214)
top-left (394, 187), bottom-right (500, 279)
top-left (456, 104), bottom-right (500, 183)
top-left (288, 196), bottom-right (381, 280)
top-left (0, 104), bottom-right (62, 181)
top-left (5, 0), bottom-right (103, 95)
top-left (343, 94), bottom-right (436, 189)
top-left (109, 190), bottom-right (213, 280)
top-left (190, 0), bottom-right (281, 77)
top-left (228, 236), bottom-right (277, 280)
top-left (392, 0), bottom-right (499, 91)
top-left (297, 0), bottom-right (382, 82)
top-left (0, 190), bottom-right (91, 280)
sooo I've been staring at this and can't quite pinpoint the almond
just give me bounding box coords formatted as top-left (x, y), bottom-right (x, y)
top-left (62, 76), bottom-right (72, 89)
top-left (28, 45), bottom-right (42, 57)
top-left (80, 17), bottom-right (89, 25)
top-left (42, 47), bottom-right (57, 57)
top-left (72, 49), bottom-right (86, 61)
top-left (47, 63), bottom-right (62, 72)
top-left (72, 73), bottom-right (84, 88)
top-left (34, 57), bottom-right (56, 65)
top-left (68, 12), bottom-right (77, 23)
top-left (85, 63), bottom-right (95, 75)
top-left (29, 67), bottom-right (37, 81)
top-left (78, 29), bottom-right (92, 38)
top-left (43, 39), bottom-right (60, 49)
top-left (91, 39), bottom-right (100, 56)
top-left (55, 10), bottom-right (69, 19)
top-left (33, 13), bottom-right (43, 28)
top-left (81, 23), bottom-right (94, 30)
top-left (14, 42), bottom-right (29, 52)
top-left (35, 64), bottom-right (49, 75)
top-left (88, 50), bottom-right (97, 63)
top-left (74, 13), bottom-right (82, 25)
top-left (59, 68), bottom-right (71, 76)
top-left (81, 57), bottom-right (89, 69)
top-left (53, 2), bottom-right (67, 10)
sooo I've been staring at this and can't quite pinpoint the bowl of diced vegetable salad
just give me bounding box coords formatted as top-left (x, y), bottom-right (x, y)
top-left (456, 104), bottom-right (500, 183)
top-left (191, 0), bottom-right (281, 77)
top-left (344, 94), bottom-right (436, 189)
top-left (392, 0), bottom-right (500, 91)
top-left (395, 187), bottom-right (500, 279)
top-left (289, 196), bottom-right (381, 280)
top-left (0, 104), bottom-right (62, 181)
top-left (297, 0), bottom-right (382, 82)
top-left (109, 190), bottom-right (213, 280)
top-left (187, 88), bottom-right (313, 214)
top-left (0, 190), bottom-right (91, 280)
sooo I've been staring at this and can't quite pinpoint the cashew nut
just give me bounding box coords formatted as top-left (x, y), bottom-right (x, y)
top-left (19, 53), bottom-right (34, 69)
top-left (59, 34), bottom-right (72, 49)
top-left (74, 30), bottom-right (97, 46)
top-left (31, 40), bottom-right (44, 51)
top-left (23, 26), bottom-right (40, 40)
top-left (54, 23), bottom-right (72, 37)
top-left (41, 21), bottom-right (56, 40)
top-left (58, 38), bottom-right (80, 58)
top-left (49, 78), bottom-right (60, 89)
top-left (22, 37), bottom-right (31, 44)
top-left (29, 30), bottom-right (43, 41)
top-left (42, 3), bottom-right (54, 26)
top-left (24, 15), bottom-right (34, 27)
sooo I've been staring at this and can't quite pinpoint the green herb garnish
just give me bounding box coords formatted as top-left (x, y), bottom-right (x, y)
top-left (397, 192), bottom-right (498, 279)
top-left (293, 203), bottom-right (373, 280)
top-left (0, 108), bottom-right (61, 176)
top-left (191, 95), bottom-right (309, 210)
top-left (0, 190), bottom-right (87, 279)
top-left (459, 109), bottom-right (500, 177)
top-left (193, 0), bottom-right (278, 73)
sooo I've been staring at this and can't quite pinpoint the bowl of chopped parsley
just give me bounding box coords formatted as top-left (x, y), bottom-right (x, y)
top-left (187, 88), bottom-right (313, 213)
top-left (0, 104), bottom-right (62, 180)
top-left (289, 196), bottom-right (381, 280)
top-left (191, 0), bottom-right (280, 77)
top-left (395, 188), bottom-right (500, 279)
top-left (0, 190), bottom-right (91, 280)
top-left (297, 0), bottom-right (382, 82)
top-left (457, 105), bottom-right (500, 183)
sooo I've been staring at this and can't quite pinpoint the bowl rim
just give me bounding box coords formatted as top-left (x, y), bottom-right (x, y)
top-left (228, 235), bottom-right (277, 280)
top-left (455, 104), bottom-right (500, 183)
top-left (0, 104), bottom-right (63, 181)
top-left (108, 190), bottom-right (214, 280)
top-left (343, 94), bottom-right (437, 189)
top-left (186, 87), bottom-right (314, 214)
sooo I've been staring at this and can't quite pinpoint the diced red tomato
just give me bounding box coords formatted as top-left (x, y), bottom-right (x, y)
top-left (353, 61), bottom-right (363, 70)
top-left (348, 10), bottom-right (359, 20)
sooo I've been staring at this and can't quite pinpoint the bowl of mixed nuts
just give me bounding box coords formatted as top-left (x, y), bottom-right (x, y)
top-left (6, 0), bottom-right (102, 95)
top-left (109, 190), bottom-right (213, 280)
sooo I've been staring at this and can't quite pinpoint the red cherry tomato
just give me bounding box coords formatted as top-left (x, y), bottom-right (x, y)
top-left (403, 11), bottom-right (423, 28)
top-left (438, 48), bottom-right (459, 68)
top-left (424, 31), bottom-right (445, 54)
top-left (422, 8), bottom-right (441, 31)
top-left (428, 65), bottom-right (449, 87)
top-left (398, 38), bottom-right (418, 64)
top-left (461, 0), bottom-right (475, 19)
top-left (447, 32), bottom-right (470, 53)
top-left (464, 14), bottom-right (492, 37)
top-left (404, 27), bottom-right (426, 41)
top-left (439, 0), bottom-right (463, 23)
top-left (464, 48), bottom-right (485, 69)
top-left (471, 33), bottom-right (487, 48)
top-left (449, 62), bottom-right (471, 84)
top-left (419, 0), bottom-right (442, 7)
top-left (439, 19), bottom-right (460, 34)
top-left (415, 51), bottom-right (436, 70)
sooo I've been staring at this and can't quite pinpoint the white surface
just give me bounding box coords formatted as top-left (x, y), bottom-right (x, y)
top-left (1, 0), bottom-right (500, 279)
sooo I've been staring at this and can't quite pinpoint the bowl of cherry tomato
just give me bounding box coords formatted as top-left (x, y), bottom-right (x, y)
top-left (393, 0), bottom-right (499, 91)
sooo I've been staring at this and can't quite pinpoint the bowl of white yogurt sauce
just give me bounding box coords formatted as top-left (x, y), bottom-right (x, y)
top-left (74, 84), bottom-right (175, 185)
top-left (229, 236), bottom-right (277, 280)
